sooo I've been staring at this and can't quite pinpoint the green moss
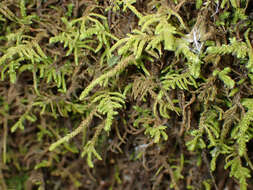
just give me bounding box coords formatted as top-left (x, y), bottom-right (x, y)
top-left (1, 0), bottom-right (253, 189)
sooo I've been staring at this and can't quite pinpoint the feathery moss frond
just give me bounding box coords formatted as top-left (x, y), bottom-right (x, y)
top-left (231, 98), bottom-right (253, 156)
top-left (91, 91), bottom-right (125, 131)
top-left (225, 157), bottom-right (250, 190)
top-left (49, 109), bottom-right (96, 151)
top-left (0, 40), bottom-right (47, 84)
top-left (79, 55), bottom-right (135, 100)
top-left (50, 13), bottom-right (118, 65)
top-left (161, 71), bottom-right (197, 91)
top-left (206, 38), bottom-right (248, 59)
top-left (144, 125), bottom-right (168, 143)
top-left (213, 67), bottom-right (235, 89)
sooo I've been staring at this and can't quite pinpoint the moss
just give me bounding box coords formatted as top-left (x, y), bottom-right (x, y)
top-left (1, 0), bottom-right (253, 189)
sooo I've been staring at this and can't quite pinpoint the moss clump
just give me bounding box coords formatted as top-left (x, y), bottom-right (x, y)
top-left (1, 0), bottom-right (253, 189)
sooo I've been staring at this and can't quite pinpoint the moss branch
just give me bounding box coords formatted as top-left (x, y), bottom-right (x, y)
top-left (49, 108), bottom-right (97, 151)
top-left (79, 55), bottom-right (135, 100)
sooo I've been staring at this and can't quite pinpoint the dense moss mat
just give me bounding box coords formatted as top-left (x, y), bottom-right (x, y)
top-left (1, 0), bottom-right (253, 189)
